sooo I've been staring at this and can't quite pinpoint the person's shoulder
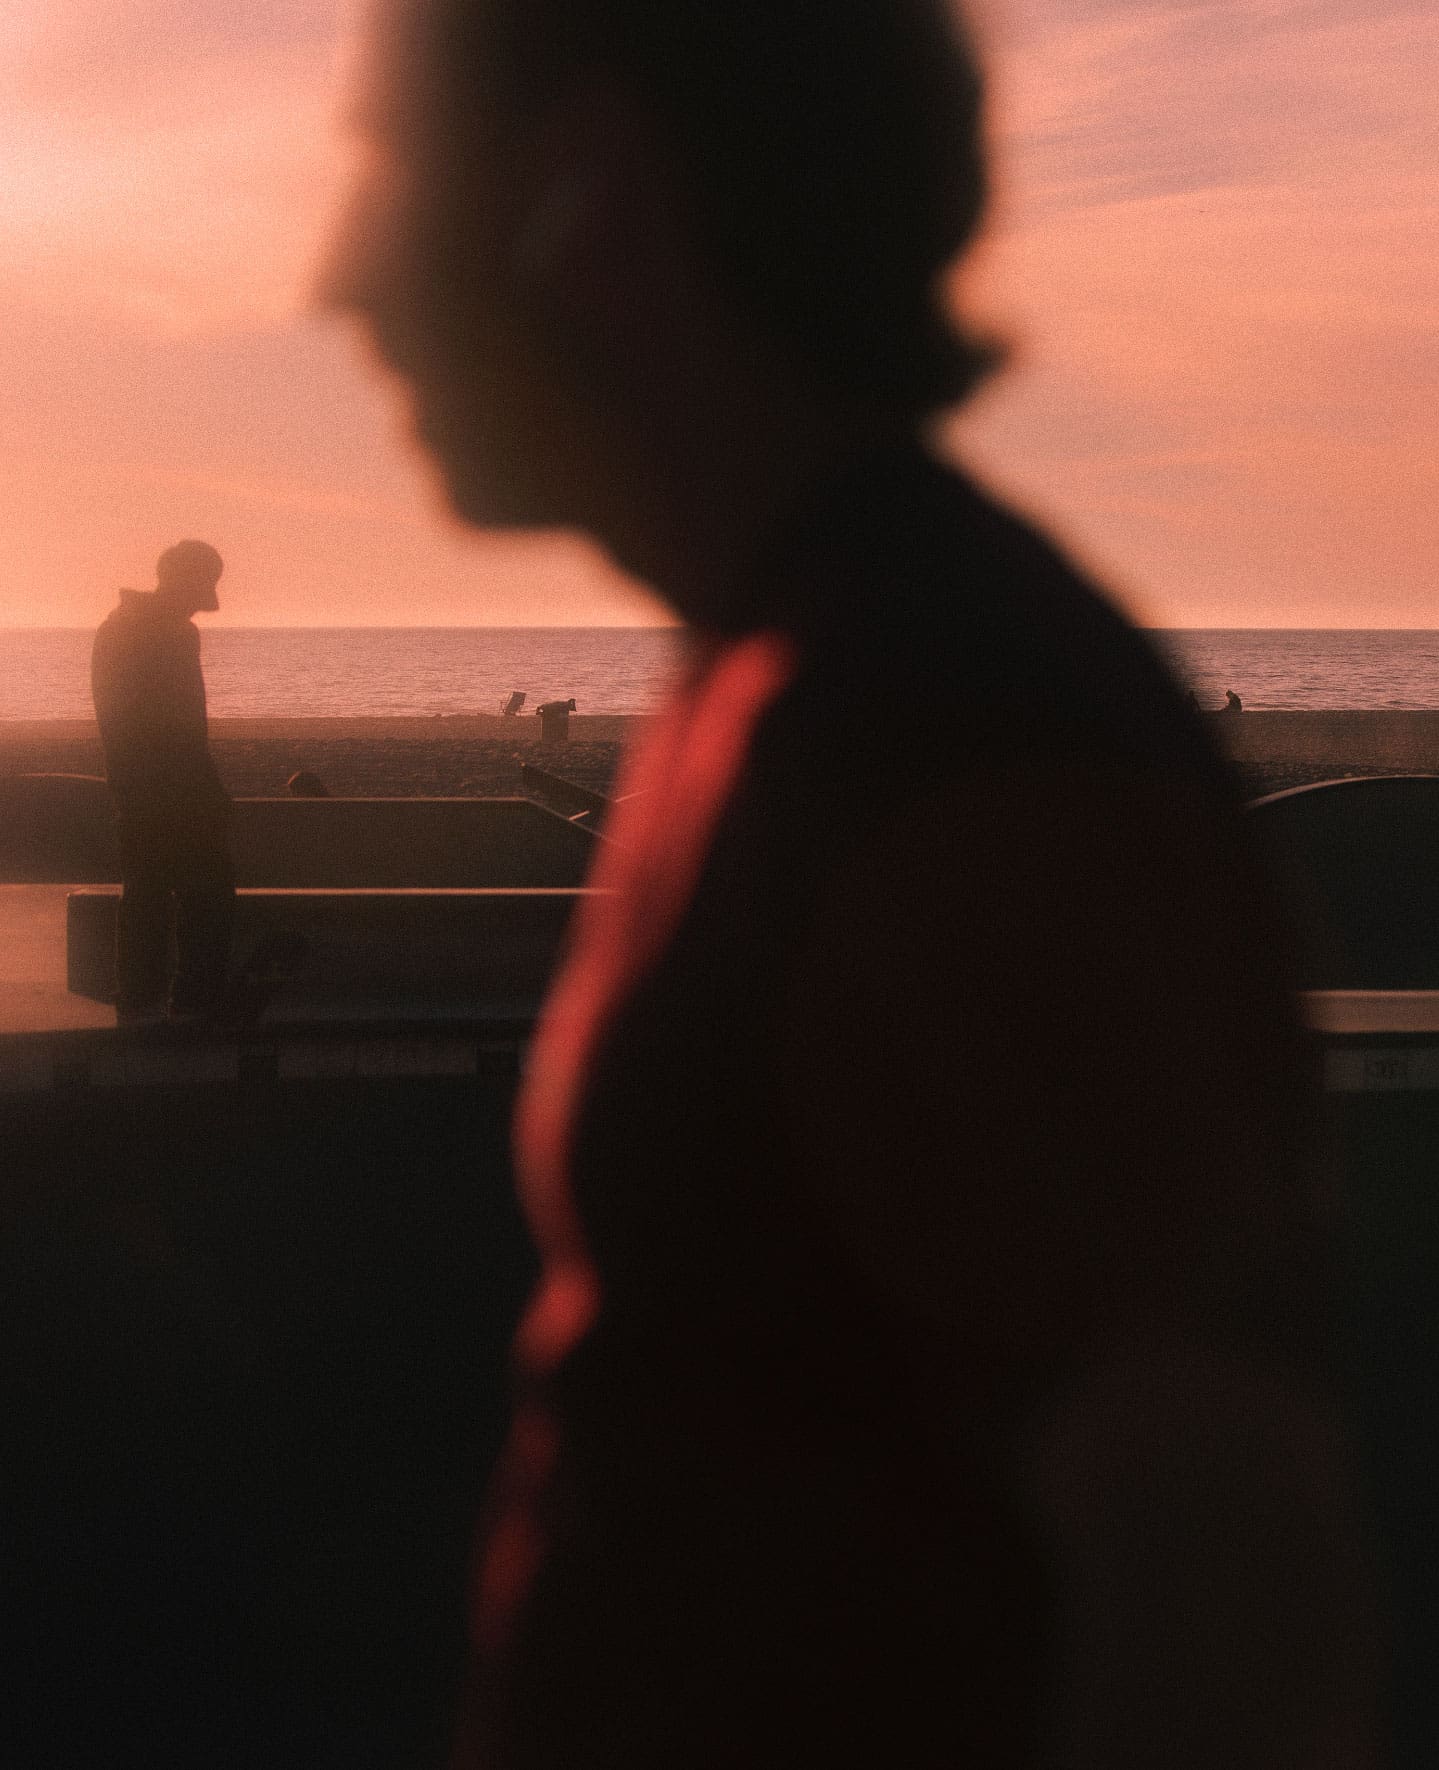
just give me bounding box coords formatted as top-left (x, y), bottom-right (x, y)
top-left (895, 455), bottom-right (1183, 684)
top-left (91, 599), bottom-right (130, 657)
top-left (94, 590), bottom-right (160, 635)
top-left (768, 450), bottom-right (1227, 791)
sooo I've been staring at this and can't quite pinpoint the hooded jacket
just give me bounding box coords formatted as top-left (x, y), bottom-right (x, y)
top-left (91, 589), bottom-right (228, 817)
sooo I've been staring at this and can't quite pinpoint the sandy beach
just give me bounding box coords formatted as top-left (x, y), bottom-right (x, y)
top-left (0, 715), bottom-right (645, 799)
top-left (5, 710), bottom-right (1439, 801)
top-left (1207, 711), bottom-right (1439, 797)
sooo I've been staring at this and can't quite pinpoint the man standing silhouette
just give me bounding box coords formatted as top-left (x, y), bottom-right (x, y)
top-left (91, 540), bottom-right (234, 1022)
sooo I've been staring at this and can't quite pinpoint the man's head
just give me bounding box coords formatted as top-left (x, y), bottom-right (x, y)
top-left (155, 540), bottom-right (224, 615)
top-left (328, 0), bottom-right (994, 550)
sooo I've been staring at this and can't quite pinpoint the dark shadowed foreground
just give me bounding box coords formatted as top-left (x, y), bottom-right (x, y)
top-left (0, 1046), bottom-right (535, 1769)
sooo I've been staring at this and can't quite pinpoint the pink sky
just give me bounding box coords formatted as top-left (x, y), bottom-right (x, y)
top-left (1, 0), bottom-right (1434, 629)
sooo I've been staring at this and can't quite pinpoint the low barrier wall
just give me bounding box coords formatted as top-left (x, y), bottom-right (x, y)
top-left (225, 798), bottom-right (595, 888)
top-left (1217, 710), bottom-right (1439, 774)
top-left (67, 886), bottom-right (593, 1007)
top-left (1, 784), bottom-right (596, 886)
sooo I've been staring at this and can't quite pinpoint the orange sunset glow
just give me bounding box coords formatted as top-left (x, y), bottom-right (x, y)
top-left (1, 0), bottom-right (1434, 630)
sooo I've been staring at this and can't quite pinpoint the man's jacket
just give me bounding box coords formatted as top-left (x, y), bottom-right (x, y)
top-left (91, 590), bottom-right (228, 818)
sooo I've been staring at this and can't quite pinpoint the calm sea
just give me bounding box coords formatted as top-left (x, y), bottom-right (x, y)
top-left (4, 627), bottom-right (1439, 720)
top-left (0, 628), bottom-right (689, 721)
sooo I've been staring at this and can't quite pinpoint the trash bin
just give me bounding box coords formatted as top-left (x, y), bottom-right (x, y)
top-left (536, 698), bottom-right (576, 744)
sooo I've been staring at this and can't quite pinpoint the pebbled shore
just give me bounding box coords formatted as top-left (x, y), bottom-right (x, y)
top-left (4, 711), bottom-right (1439, 802)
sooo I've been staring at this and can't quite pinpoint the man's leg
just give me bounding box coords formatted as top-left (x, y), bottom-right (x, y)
top-left (115, 819), bottom-right (172, 1017)
top-left (171, 822), bottom-right (236, 1016)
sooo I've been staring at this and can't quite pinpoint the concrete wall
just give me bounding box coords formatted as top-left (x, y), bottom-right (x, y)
top-left (226, 798), bottom-right (594, 888)
top-left (67, 887), bottom-right (593, 1007)
top-left (1, 785), bottom-right (596, 887)
top-left (1216, 711), bottom-right (1439, 774)
top-left (0, 774), bottom-right (115, 882)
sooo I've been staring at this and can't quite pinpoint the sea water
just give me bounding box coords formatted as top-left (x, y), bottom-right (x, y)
top-left (5, 626), bottom-right (1439, 720)
top-left (0, 628), bottom-right (689, 720)
top-left (1154, 631), bottom-right (1439, 713)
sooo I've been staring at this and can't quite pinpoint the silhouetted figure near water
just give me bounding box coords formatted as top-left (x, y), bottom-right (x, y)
top-left (331, 3), bottom-right (1376, 1765)
top-left (91, 541), bottom-right (234, 1021)
top-left (1224, 689), bottom-right (1244, 714)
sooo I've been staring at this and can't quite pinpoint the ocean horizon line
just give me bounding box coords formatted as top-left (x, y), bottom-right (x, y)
top-left (0, 622), bottom-right (685, 634)
top-left (7, 623), bottom-right (1439, 636)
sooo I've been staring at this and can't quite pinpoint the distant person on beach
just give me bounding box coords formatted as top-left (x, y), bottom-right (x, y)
top-left (330, 2), bottom-right (1375, 1765)
top-left (1224, 688), bottom-right (1245, 713)
top-left (91, 540), bottom-right (234, 1022)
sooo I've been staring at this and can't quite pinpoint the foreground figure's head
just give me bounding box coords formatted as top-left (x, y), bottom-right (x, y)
top-left (156, 539), bottom-right (224, 615)
top-left (328, 0), bottom-right (993, 602)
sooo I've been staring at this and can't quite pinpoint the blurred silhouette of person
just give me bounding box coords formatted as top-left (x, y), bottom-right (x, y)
top-left (1225, 688), bottom-right (1245, 714)
top-left (329, 3), bottom-right (1376, 1766)
top-left (91, 540), bottom-right (234, 1022)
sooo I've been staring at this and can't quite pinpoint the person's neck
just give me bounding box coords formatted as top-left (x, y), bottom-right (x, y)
top-left (152, 587), bottom-right (196, 620)
top-left (600, 396), bottom-right (916, 634)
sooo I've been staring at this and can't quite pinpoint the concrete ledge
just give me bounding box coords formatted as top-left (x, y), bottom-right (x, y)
top-left (0, 774), bottom-right (116, 882)
top-left (1303, 991), bottom-right (1439, 1038)
top-left (224, 798), bottom-right (595, 887)
top-left (67, 887), bottom-right (594, 1006)
top-left (1217, 711), bottom-right (1439, 773)
top-left (2, 790), bottom-right (598, 886)
top-left (0, 1017), bottom-right (535, 1097)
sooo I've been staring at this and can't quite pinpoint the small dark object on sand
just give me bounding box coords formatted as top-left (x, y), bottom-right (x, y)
top-left (536, 698), bottom-right (577, 744)
top-left (501, 690), bottom-right (527, 716)
top-left (287, 769), bottom-right (331, 797)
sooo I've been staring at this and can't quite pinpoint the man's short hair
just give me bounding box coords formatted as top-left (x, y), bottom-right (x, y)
top-left (157, 539), bottom-right (224, 587)
top-left (424, 0), bottom-right (998, 415)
